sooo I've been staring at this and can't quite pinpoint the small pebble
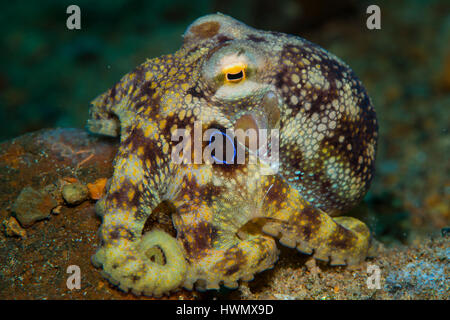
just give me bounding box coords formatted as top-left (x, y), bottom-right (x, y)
top-left (62, 182), bottom-right (89, 205)
top-left (274, 293), bottom-right (296, 300)
top-left (87, 178), bottom-right (107, 200)
top-left (305, 258), bottom-right (320, 276)
top-left (51, 205), bottom-right (63, 215)
top-left (3, 216), bottom-right (27, 238)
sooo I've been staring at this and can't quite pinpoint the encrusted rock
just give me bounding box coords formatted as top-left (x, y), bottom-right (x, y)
top-left (3, 216), bottom-right (27, 238)
top-left (62, 182), bottom-right (89, 205)
top-left (87, 178), bottom-right (108, 200)
top-left (12, 186), bottom-right (58, 227)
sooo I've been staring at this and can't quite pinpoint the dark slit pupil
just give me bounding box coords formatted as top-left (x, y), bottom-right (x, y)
top-left (226, 70), bottom-right (243, 81)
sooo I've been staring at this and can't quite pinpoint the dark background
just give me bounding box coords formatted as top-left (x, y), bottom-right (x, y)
top-left (0, 0), bottom-right (448, 243)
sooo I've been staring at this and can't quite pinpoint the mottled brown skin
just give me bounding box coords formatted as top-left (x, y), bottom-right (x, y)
top-left (88, 14), bottom-right (378, 296)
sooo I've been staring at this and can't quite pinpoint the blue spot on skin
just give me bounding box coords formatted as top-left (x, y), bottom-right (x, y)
top-left (209, 130), bottom-right (236, 165)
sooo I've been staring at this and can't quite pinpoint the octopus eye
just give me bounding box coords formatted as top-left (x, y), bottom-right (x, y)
top-left (226, 70), bottom-right (244, 82)
top-left (223, 64), bottom-right (246, 83)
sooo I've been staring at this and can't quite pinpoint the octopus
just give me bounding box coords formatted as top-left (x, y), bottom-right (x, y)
top-left (88, 13), bottom-right (378, 297)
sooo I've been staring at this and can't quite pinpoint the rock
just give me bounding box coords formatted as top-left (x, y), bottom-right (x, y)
top-left (12, 186), bottom-right (58, 227)
top-left (3, 216), bottom-right (26, 238)
top-left (0, 128), bottom-right (118, 210)
top-left (62, 182), bottom-right (89, 205)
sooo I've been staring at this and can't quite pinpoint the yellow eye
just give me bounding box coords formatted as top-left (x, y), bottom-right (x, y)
top-left (223, 64), bottom-right (246, 83)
